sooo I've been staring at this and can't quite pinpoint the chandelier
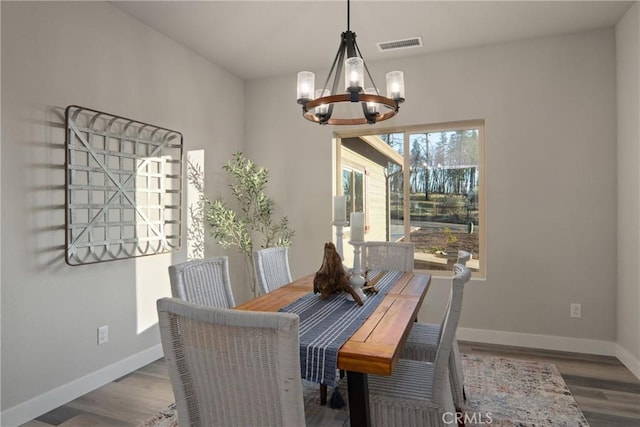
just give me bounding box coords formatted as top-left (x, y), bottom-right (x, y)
top-left (296, 0), bottom-right (405, 125)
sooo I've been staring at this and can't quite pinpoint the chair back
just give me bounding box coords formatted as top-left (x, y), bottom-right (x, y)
top-left (361, 241), bottom-right (415, 272)
top-left (168, 257), bottom-right (235, 308)
top-left (456, 250), bottom-right (472, 266)
top-left (253, 246), bottom-right (293, 294)
top-left (157, 298), bottom-right (305, 426)
top-left (433, 263), bottom-right (471, 404)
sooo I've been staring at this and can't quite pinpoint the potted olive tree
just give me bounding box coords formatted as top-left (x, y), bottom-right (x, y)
top-left (190, 151), bottom-right (294, 297)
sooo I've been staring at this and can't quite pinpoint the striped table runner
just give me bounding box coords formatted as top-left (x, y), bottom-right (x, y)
top-left (280, 270), bottom-right (404, 386)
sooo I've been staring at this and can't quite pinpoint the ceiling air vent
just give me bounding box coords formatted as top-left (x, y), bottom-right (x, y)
top-left (377, 36), bottom-right (423, 52)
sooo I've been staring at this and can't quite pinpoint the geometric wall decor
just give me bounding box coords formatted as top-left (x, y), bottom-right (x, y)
top-left (64, 105), bottom-right (183, 265)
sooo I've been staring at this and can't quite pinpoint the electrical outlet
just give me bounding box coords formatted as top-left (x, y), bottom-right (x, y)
top-left (570, 303), bottom-right (582, 318)
top-left (97, 325), bottom-right (109, 345)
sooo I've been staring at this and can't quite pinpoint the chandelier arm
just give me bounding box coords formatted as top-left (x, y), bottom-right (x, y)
top-left (321, 37), bottom-right (346, 94)
top-left (355, 40), bottom-right (380, 94)
top-left (332, 39), bottom-right (347, 95)
top-left (313, 37), bottom-right (347, 123)
top-left (321, 40), bottom-right (347, 123)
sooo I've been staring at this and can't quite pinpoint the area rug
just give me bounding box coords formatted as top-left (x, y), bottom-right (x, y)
top-left (138, 354), bottom-right (589, 427)
top-left (461, 354), bottom-right (589, 427)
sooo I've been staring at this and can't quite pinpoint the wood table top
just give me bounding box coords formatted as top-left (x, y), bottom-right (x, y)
top-left (235, 272), bottom-right (431, 376)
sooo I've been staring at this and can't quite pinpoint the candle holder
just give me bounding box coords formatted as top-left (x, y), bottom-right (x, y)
top-left (347, 240), bottom-right (367, 302)
top-left (332, 220), bottom-right (349, 260)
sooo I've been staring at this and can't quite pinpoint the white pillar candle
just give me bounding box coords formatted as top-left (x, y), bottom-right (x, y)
top-left (334, 196), bottom-right (346, 222)
top-left (350, 212), bottom-right (365, 242)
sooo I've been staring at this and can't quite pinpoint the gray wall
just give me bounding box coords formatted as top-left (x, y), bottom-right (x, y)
top-left (616, 2), bottom-right (640, 376)
top-left (246, 28), bottom-right (619, 350)
top-left (1, 1), bottom-right (245, 423)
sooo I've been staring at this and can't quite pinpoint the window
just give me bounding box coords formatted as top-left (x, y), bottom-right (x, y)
top-left (337, 120), bottom-right (485, 277)
top-left (342, 167), bottom-right (364, 221)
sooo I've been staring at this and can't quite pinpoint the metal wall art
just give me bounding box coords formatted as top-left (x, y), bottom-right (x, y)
top-left (65, 105), bottom-right (183, 265)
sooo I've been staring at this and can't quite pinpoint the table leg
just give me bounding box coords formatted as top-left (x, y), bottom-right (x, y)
top-left (347, 370), bottom-right (371, 427)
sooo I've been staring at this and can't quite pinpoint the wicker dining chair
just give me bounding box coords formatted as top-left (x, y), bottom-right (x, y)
top-left (168, 257), bottom-right (236, 308)
top-left (400, 250), bottom-right (472, 410)
top-left (456, 249), bottom-right (472, 266)
top-left (361, 241), bottom-right (415, 272)
top-left (253, 246), bottom-right (293, 295)
top-left (368, 264), bottom-right (472, 426)
top-left (157, 297), bottom-right (306, 426)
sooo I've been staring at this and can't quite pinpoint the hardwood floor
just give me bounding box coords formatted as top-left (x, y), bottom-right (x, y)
top-left (21, 359), bottom-right (174, 427)
top-left (21, 342), bottom-right (640, 427)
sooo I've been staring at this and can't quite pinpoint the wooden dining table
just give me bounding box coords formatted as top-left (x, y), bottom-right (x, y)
top-left (235, 271), bottom-right (431, 427)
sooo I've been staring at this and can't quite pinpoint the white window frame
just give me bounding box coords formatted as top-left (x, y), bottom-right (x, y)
top-left (335, 119), bottom-right (486, 278)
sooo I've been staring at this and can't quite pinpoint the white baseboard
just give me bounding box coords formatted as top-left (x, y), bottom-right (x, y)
top-left (457, 327), bottom-right (640, 381)
top-left (616, 343), bottom-right (640, 380)
top-left (457, 327), bottom-right (617, 356)
top-left (1, 344), bottom-right (163, 427)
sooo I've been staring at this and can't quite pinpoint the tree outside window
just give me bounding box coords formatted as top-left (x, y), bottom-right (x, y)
top-left (377, 123), bottom-right (483, 275)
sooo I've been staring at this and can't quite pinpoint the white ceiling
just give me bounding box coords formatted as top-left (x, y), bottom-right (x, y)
top-left (112, 1), bottom-right (634, 80)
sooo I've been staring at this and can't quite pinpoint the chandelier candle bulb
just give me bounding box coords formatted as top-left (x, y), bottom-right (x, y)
top-left (314, 89), bottom-right (330, 115)
top-left (334, 196), bottom-right (346, 222)
top-left (350, 212), bottom-right (365, 242)
top-left (297, 71), bottom-right (315, 101)
top-left (345, 57), bottom-right (364, 91)
top-left (386, 71), bottom-right (405, 101)
top-left (365, 88), bottom-right (380, 114)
